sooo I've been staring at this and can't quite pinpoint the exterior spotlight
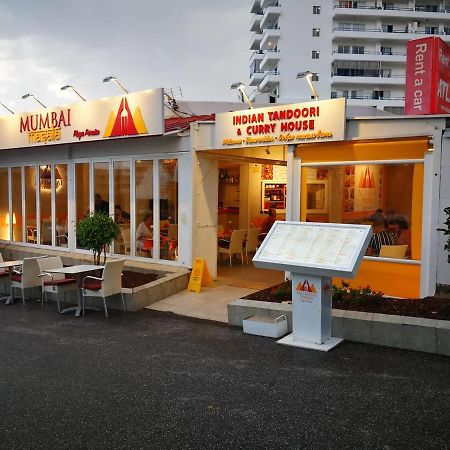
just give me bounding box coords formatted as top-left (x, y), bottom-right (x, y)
top-left (296, 71), bottom-right (319, 101)
top-left (103, 75), bottom-right (129, 94)
top-left (21, 93), bottom-right (46, 108)
top-left (0, 101), bottom-right (14, 114)
top-left (60, 84), bottom-right (86, 101)
top-left (230, 82), bottom-right (253, 109)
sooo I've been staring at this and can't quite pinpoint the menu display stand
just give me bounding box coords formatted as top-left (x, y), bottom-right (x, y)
top-left (253, 221), bottom-right (372, 352)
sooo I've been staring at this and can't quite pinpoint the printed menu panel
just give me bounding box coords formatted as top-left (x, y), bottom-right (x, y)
top-left (256, 222), bottom-right (371, 274)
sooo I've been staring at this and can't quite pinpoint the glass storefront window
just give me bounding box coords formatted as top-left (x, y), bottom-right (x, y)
top-left (94, 162), bottom-right (110, 215)
top-left (113, 161), bottom-right (130, 255)
top-left (304, 164), bottom-right (420, 260)
top-left (25, 166), bottom-right (37, 244)
top-left (0, 168), bottom-right (8, 240)
top-left (159, 159), bottom-right (178, 261)
top-left (55, 164), bottom-right (68, 247)
top-left (11, 168), bottom-right (23, 242)
top-left (39, 165), bottom-right (52, 245)
top-left (75, 162), bottom-right (90, 249)
top-left (135, 160), bottom-right (153, 258)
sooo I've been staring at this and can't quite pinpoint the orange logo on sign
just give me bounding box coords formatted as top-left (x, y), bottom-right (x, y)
top-left (358, 167), bottom-right (376, 189)
top-left (103, 98), bottom-right (148, 138)
top-left (296, 280), bottom-right (317, 295)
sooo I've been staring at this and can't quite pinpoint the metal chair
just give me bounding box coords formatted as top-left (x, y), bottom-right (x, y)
top-left (11, 256), bottom-right (45, 306)
top-left (81, 259), bottom-right (125, 318)
top-left (37, 256), bottom-right (78, 312)
top-left (218, 229), bottom-right (247, 267)
top-left (245, 227), bottom-right (260, 264)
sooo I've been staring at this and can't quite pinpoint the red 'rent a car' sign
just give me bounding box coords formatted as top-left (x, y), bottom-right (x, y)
top-left (405, 37), bottom-right (450, 115)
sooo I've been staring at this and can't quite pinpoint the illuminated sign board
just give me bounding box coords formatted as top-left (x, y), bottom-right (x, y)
top-left (0, 88), bottom-right (164, 150)
top-left (214, 98), bottom-right (346, 149)
top-left (405, 37), bottom-right (450, 115)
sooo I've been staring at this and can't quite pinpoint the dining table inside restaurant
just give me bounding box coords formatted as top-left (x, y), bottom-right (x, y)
top-left (44, 264), bottom-right (104, 317)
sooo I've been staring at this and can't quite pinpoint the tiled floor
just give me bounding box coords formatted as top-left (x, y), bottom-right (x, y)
top-left (147, 262), bottom-right (284, 323)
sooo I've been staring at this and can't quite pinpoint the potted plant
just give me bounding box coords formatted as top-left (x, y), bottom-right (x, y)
top-left (76, 212), bottom-right (121, 265)
top-left (438, 206), bottom-right (450, 263)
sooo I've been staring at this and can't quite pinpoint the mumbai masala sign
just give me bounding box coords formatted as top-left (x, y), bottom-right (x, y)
top-left (405, 37), bottom-right (450, 115)
top-left (214, 98), bottom-right (346, 149)
top-left (0, 88), bottom-right (164, 150)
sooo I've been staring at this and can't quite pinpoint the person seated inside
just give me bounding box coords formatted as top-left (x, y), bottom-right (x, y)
top-left (114, 204), bottom-right (130, 224)
top-left (366, 217), bottom-right (397, 256)
top-left (94, 193), bottom-right (109, 214)
top-left (388, 216), bottom-right (411, 257)
top-left (136, 212), bottom-right (153, 251)
top-left (259, 208), bottom-right (278, 241)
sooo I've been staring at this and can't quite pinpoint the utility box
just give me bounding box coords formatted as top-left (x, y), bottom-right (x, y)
top-left (243, 314), bottom-right (288, 338)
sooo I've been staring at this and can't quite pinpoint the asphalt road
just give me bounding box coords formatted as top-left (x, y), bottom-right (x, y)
top-left (0, 301), bottom-right (449, 450)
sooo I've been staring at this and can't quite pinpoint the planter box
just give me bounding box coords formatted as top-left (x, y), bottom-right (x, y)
top-left (243, 314), bottom-right (288, 338)
top-left (228, 299), bottom-right (450, 356)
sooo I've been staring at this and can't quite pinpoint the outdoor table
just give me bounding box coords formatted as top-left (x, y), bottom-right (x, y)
top-left (0, 260), bottom-right (23, 305)
top-left (44, 264), bottom-right (104, 317)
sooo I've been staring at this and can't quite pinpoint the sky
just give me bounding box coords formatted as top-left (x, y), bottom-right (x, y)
top-left (0, 0), bottom-right (250, 115)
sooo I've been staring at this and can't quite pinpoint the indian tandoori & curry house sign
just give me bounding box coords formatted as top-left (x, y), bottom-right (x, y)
top-left (214, 98), bottom-right (346, 149)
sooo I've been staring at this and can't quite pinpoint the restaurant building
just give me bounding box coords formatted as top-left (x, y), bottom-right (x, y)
top-left (0, 90), bottom-right (449, 299)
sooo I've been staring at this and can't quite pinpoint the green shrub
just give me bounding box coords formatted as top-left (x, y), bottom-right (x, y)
top-left (76, 213), bottom-right (120, 265)
top-left (332, 281), bottom-right (384, 305)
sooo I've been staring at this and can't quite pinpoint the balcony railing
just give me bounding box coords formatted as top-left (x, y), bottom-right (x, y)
top-left (333, 26), bottom-right (448, 35)
top-left (331, 94), bottom-right (405, 101)
top-left (333, 3), bottom-right (450, 13)
top-left (332, 50), bottom-right (406, 56)
top-left (332, 72), bottom-right (406, 79)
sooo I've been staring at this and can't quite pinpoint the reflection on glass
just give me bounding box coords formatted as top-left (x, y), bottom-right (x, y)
top-left (304, 164), bottom-right (418, 260)
top-left (76, 163), bottom-right (90, 249)
top-left (0, 168), bottom-right (8, 240)
top-left (55, 164), bottom-right (68, 247)
top-left (25, 166), bottom-right (37, 244)
top-left (135, 160), bottom-right (153, 258)
top-left (159, 159), bottom-right (178, 261)
top-left (39, 165), bottom-right (52, 245)
top-left (113, 161), bottom-right (130, 255)
top-left (94, 162), bottom-right (109, 215)
top-left (11, 168), bottom-right (23, 242)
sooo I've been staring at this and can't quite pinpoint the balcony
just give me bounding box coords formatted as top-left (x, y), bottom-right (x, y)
top-left (260, 26), bottom-right (281, 50)
top-left (250, 13), bottom-right (263, 32)
top-left (332, 50), bottom-right (406, 63)
top-left (260, 5), bottom-right (281, 30)
top-left (260, 49), bottom-right (280, 71)
top-left (331, 73), bottom-right (406, 86)
top-left (261, 0), bottom-right (279, 9)
top-left (250, 50), bottom-right (264, 68)
top-left (250, 32), bottom-right (263, 50)
top-left (258, 71), bottom-right (280, 93)
top-left (333, 3), bottom-right (450, 20)
top-left (251, 0), bottom-right (262, 14)
top-left (250, 70), bottom-right (265, 86)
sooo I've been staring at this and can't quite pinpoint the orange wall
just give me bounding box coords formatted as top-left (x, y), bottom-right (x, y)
top-left (336, 259), bottom-right (421, 298)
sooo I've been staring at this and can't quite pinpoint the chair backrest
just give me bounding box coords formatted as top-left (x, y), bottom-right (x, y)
top-left (0, 253), bottom-right (3, 264)
top-left (168, 224), bottom-right (178, 240)
top-left (101, 259), bottom-right (125, 296)
top-left (379, 245), bottom-right (408, 259)
top-left (21, 256), bottom-right (46, 288)
top-left (37, 256), bottom-right (65, 282)
top-left (245, 227), bottom-right (260, 252)
top-left (229, 229), bottom-right (247, 254)
top-left (217, 224), bottom-right (224, 235)
top-left (121, 228), bottom-right (131, 242)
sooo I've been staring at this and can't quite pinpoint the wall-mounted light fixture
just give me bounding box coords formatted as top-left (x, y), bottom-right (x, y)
top-left (103, 76), bottom-right (129, 94)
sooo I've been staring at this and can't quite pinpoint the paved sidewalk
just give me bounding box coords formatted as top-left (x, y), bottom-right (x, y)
top-left (147, 284), bottom-right (254, 323)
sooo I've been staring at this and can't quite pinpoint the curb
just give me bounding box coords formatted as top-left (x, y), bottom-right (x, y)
top-left (227, 299), bottom-right (450, 356)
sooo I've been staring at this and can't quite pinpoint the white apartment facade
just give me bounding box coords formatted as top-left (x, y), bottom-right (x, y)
top-left (249, 0), bottom-right (450, 112)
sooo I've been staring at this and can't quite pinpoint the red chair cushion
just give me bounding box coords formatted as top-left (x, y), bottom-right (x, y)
top-left (83, 280), bottom-right (102, 291)
top-left (11, 273), bottom-right (22, 282)
top-left (0, 271), bottom-right (8, 277)
top-left (43, 278), bottom-right (77, 287)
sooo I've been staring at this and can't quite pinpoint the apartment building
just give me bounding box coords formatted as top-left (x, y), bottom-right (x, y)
top-left (249, 0), bottom-right (450, 112)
